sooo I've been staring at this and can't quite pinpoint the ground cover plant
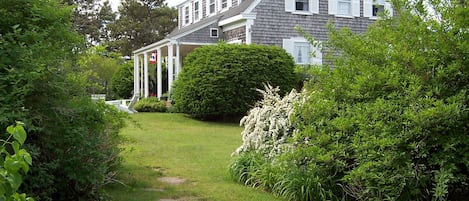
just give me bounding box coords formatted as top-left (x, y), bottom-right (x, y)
top-left (134, 97), bottom-right (167, 112)
top-left (172, 43), bottom-right (297, 120)
top-left (230, 0), bottom-right (469, 200)
top-left (106, 113), bottom-right (285, 201)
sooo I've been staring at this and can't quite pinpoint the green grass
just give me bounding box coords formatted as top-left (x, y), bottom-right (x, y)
top-left (106, 113), bottom-right (284, 201)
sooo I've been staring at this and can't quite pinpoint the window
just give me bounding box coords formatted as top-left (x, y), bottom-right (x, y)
top-left (184, 6), bottom-right (190, 25)
top-left (194, 1), bottom-right (200, 21)
top-left (372, 0), bottom-right (385, 16)
top-left (209, 0), bottom-right (216, 15)
top-left (363, 0), bottom-right (393, 18)
top-left (210, 28), bottom-right (219, 38)
top-left (337, 0), bottom-right (351, 15)
top-left (294, 42), bottom-right (310, 64)
top-left (285, 0), bottom-right (318, 14)
top-left (283, 38), bottom-right (322, 65)
top-left (221, 0), bottom-right (228, 9)
top-left (296, 0), bottom-right (309, 11)
top-left (329, 0), bottom-right (360, 17)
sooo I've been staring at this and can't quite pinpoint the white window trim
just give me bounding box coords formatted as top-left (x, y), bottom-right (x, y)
top-left (364, 0), bottom-right (393, 19)
top-left (285, 0), bottom-right (319, 15)
top-left (193, 0), bottom-right (202, 22)
top-left (219, 0), bottom-right (232, 12)
top-left (183, 4), bottom-right (192, 26)
top-left (329, 0), bottom-right (360, 18)
top-left (207, 0), bottom-right (217, 17)
top-left (210, 28), bottom-right (219, 38)
top-left (283, 37), bottom-right (322, 65)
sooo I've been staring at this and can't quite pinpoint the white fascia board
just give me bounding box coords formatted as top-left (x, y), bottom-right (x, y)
top-left (133, 38), bottom-right (170, 54)
top-left (223, 20), bottom-right (246, 32)
top-left (245, 0), bottom-right (262, 13)
top-left (219, 13), bottom-right (256, 26)
top-left (171, 20), bottom-right (219, 39)
top-left (178, 42), bottom-right (216, 46)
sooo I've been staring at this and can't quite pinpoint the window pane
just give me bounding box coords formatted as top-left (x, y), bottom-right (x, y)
top-left (194, 2), bottom-right (199, 20)
top-left (210, 0), bottom-right (215, 13)
top-left (295, 0), bottom-right (309, 11)
top-left (222, 0), bottom-right (228, 8)
top-left (294, 42), bottom-right (310, 64)
top-left (338, 0), bottom-right (351, 15)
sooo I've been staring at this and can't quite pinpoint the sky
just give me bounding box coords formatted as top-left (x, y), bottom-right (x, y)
top-left (108, 0), bottom-right (186, 11)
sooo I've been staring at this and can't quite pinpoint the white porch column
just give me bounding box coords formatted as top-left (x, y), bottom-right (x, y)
top-left (157, 48), bottom-right (162, 99)
top-left (140, 55), bottom-right (144, 96)
top-left (176, 42), bottom-right (181, 76)
top-left (167, 43), bottom-right (174, 94)
top-left (143, 52), bottom-right (149, 98)
top-left (246, 19), bottom-right (254, 44)
top-left (134, 54), bottom-right (140, 97)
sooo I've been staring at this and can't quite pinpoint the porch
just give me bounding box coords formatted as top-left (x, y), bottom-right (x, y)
top-left (133, 40), bottom-right (211, 100)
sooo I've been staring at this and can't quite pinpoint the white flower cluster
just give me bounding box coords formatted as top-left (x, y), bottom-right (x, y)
top-left (234, 84), bottom-right (302, 159)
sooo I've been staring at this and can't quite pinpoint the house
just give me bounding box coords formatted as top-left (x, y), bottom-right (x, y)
top-left (132, 0), bottom-right (393, 100)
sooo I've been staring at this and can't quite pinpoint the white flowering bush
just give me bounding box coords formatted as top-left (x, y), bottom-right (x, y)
top-left (234, 84), bottom-right (301, 159)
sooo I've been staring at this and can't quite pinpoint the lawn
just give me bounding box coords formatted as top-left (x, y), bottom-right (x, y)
top-left (106, 113), bottom-right (284, 201)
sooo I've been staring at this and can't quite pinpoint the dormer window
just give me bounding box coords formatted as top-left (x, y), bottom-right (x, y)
top-left (221, 0), bottom-right (228, 9)
top-left (194, 1), bottom-right (200, 21)
top-left (209, 0), bottom-right (216, 15)
top-left (296, 0), bottom-right (309, 11)
top-left (184, 6), bottom-right (190, 25)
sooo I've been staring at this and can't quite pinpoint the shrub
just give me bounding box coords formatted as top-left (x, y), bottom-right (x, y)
top-left (134, 97), bottom-right (167, 112)
top-left (234, 84), bottom-right (301, 159)
top-left (1, 123), bottom-right (33, 201)
top-left (232, 1), bottom-right (469, 200)
top-left (172, 43), bottom-right (297, 120)
top-left (111, 61), bottom-right (133, 99)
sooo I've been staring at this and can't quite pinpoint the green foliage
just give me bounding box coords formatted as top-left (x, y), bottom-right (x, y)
top-left (111, 60), bottom-right (134, 99)
top-left (22, 100), bottom-right (127, 201)
top-left (231, 1), bottom-right (469, 200)
top-left (1, 1), bottom-right (127, 200)
top-left (173, 43), bottom-right (297, 120)
top-left (288, 0), bottom-right (469, 200)
top-left (134, 97), bottom-right (167, 112)
top-left (1, 123), bottom-right (33, 201)
top-left (78, 45), bottom-right (122, 98)
top-left (107, 0), bottom-right (177, 56)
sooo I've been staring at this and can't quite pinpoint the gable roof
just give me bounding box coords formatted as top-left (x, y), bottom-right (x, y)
top-left (168, 0), bottom-right (256, 39)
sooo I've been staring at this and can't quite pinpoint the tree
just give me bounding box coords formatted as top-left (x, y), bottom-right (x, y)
top-left (1, 0), bottom-right (126, 200)
top-left (107, 0), bottom-right (177, 56)
top-left (111, 60), bottom-right (134, 99)
top-left (78, 45), bottom-right (122, 98)
top-left (63, 0), bottom-right (116, 44)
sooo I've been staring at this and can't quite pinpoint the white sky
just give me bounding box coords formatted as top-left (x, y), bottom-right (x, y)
top-left (107, 0), bottom-right (185, 11)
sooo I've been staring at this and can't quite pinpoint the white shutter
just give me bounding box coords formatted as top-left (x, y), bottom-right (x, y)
top-left (283, 39), bottom-right (294, 58)
top-left (385, 1), bottom-right (393, 16)
top-left (311, 0), bottom-right (319, 14)
top-left (310, 45), bottom-right (323, 65)
top-left (285, 0), bottom-right (294, 12)
top-left (352, 0), bottom-right (360, 17)
top-left (363, 0), bottom-right (372, 17)
top-left (328, 0), bottom-right (337, 15)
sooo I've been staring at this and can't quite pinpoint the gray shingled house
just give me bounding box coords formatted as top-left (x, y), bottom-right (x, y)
top-left (131, 0), bottom-right (392, 100)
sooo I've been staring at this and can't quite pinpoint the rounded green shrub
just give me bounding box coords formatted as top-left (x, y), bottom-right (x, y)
top-left (172, 43), bottom-right (296, 120)
top-left (134, 97), bottom-right (167, 112)
top-left (111, 61), bottom-right (134, 99)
